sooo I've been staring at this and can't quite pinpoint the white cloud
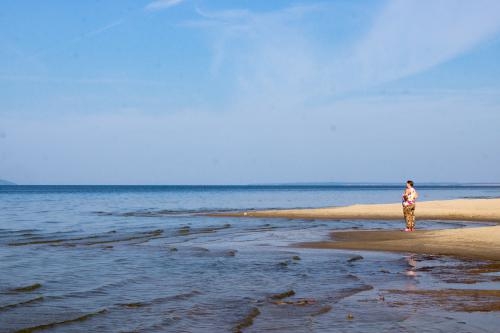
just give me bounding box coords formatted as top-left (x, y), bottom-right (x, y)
top-left (84, 19), bottom-right (125, 38)
top-left (145, 0), bottom-right (184, 12)
top-left (191, 1), bottom-right (500, 106)
top-left (341, 0), bottom-right (500, 91)
top-left (188, 4), bottom-right (328, 109)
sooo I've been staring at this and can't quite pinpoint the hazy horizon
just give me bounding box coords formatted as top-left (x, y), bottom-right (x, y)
top-left (2, 180), bottom-right (500, 187)
top-left (2, 0), bottom-right (500, 185)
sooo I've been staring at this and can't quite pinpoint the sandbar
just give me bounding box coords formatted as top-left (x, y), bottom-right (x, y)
top-left (222, 198), bottom-right (500, 223)
top-left (215, 198), bottom-right (500, 261)
top-left (299, 226), bottom-right (500, 261)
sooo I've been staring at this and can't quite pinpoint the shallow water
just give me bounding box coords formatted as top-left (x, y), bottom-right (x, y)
top-left (1, 185), bottom-right (499, 332)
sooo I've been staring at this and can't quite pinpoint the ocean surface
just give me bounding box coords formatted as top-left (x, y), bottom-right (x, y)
top-left (1, 184), bottom-right (500, 333)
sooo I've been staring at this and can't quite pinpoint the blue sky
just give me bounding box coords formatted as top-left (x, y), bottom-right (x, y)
top-left (1, 0), bottom-right (500, 185)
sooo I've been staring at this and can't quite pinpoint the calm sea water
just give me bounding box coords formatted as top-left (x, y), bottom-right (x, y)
top-left (1, 184), bottom-right (500, 332)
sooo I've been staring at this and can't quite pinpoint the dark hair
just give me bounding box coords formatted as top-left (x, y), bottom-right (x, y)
top-left (407, 180), bottom-right (414, 187)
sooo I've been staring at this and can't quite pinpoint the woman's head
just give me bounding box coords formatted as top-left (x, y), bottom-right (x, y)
top-left (406, 180), bottom-right (414, 187)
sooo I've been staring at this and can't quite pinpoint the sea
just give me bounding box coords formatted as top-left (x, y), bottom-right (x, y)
top-left (1, 184), bottom-right (500, 333)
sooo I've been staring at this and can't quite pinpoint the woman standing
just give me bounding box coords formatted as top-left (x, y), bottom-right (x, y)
top-left (402, 180), bottom-right (418, 231)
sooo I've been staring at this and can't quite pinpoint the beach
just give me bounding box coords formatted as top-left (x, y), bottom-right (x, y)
top-left (226, 197), bottom-right (500, 316)
top-left (221, 198), bottom-right (500, 261)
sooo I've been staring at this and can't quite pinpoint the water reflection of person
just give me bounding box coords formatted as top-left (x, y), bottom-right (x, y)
top-left (404, 255), bottom-right (418, 290)
top-left (405, 255), bottom-right (417, 276)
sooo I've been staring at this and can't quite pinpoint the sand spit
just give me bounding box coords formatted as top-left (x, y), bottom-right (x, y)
top-left (218, 198), bottom-right (500, 223)
top-left (212, 198), bottom-right (500, 261)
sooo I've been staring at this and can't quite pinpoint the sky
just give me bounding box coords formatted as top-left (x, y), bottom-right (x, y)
top-left (1, 0), bottom-right (500, 185)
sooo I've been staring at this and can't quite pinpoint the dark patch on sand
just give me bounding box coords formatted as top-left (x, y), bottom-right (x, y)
top-left (270, 290), bottom-right (295, 300)
top-left (233, 307), bottom-right (260, 333)
top-left (11, 283), bottom-right (42, 293)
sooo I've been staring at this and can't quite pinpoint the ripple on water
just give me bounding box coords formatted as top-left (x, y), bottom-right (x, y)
top-left (6, 229), bottom-right (165, 247)
top-left (13, 309), bottom-right (108, 333)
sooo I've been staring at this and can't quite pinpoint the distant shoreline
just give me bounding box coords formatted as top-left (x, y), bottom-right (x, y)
top-left (2, 183), bottom-right (500, 188)
top-left (0, 179), bottom-right (16, 185)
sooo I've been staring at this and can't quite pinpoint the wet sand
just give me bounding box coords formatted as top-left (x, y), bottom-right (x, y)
top-left (216, 198), bottom-right (500, 261)
top-left (299, 226), bottom-right (500, 261)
